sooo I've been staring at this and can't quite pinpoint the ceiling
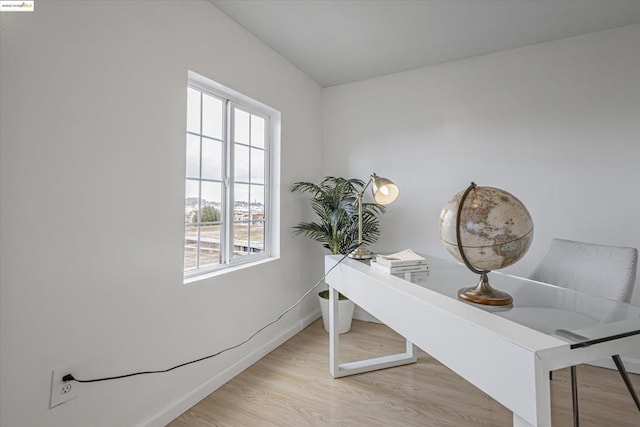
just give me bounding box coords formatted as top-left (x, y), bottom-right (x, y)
top-left (211, 0), bottom-right (640, 87)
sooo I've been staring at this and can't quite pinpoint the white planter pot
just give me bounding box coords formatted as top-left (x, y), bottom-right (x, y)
top-left (318, 293), bottom-right (355, 334)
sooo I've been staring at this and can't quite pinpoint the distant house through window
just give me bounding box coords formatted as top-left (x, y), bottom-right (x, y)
top-left (184, 71), bottom-right (278, 278)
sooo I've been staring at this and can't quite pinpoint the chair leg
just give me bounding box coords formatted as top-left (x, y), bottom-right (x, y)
top-left (611, 355), bottom-right (640, 411)
top-left (571, 365), bottom-right (580, 427)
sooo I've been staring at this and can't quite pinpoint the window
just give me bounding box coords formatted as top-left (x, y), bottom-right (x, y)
top-left (184, 71), bottom-right (277, 278)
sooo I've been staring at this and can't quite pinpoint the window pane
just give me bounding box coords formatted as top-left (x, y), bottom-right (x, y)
top-left (201, 182), bottom-right (222, 221)
top-left (250, 148), bottom-right (264, 184)
top-left (200, 204), bottom-right (221, 224)
top-left (234, 108), bottom-right (249, 144)
top-left (187, 87), bottom-right (201, 134)
top-left (185, 180), bottom-right (199, 224)
top-left (251, 115), bottom-right (265, 148)
top-left (234, 182), bottom-right (249, 223)
top-left (184, 225), bottom-right (198, 271)
top-left (250, 221), bottom-right (265, 252)
top-left (202, 137), bottom-right (222, 181)
top-left (234, 182), bottom-right (249, 206)
top-left (202, 93), bottom-right (223, 139)
top-left (234, 144), bottom-right (250, 183)
top-left (233, 221), bottom-right (250, 257)
top-left (186, 134), bottom-right (200, 179)
top-left (250, 185), bottom-right (264, 218)
top-left (199, 224), bottom-right (221, 267)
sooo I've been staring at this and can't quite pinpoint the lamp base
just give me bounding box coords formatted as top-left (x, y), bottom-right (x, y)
top-left (349, 245), bottom-right (374, 260)
top-left (458, 275), bottom-right (513, 306)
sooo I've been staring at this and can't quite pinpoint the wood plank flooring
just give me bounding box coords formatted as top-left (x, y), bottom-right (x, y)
top-left (169, 320), bottom-right (640, 426)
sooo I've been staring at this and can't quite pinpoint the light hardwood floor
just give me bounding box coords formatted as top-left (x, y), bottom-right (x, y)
top-left (169, 320), bottom-right (640, 426)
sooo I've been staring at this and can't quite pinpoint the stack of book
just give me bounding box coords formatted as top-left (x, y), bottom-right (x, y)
top-left (370, 249), bottom-right (429, 275)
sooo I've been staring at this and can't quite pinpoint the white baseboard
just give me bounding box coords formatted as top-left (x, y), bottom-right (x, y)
top-left (301, 308), bottom-right (322, 329)
top-left (137, 310), bottom-right (321, 427)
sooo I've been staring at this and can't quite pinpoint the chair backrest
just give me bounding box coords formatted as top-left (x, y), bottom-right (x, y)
top-left (529, 238), bottom-right (638, 303)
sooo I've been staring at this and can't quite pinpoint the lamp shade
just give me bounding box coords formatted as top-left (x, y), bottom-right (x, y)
top-left (371, 173), bottom-right (399, 205)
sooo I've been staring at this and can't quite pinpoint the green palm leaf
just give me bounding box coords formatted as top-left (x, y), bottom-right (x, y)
top-left (291, 176), bottom-right (388, 255)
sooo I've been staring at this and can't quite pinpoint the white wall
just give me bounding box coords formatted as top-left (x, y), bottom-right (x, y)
top-left (0, 1), bottom-right (323, 426)
top-left (324, 25), bottom-right (640, 302)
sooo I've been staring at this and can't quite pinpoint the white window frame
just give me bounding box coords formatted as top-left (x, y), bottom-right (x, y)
top-left (184, 70), bottom-right (280, 281)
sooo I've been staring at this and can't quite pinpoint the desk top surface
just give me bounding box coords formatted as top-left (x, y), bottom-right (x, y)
top-left (334, 254), bottom-right (640, 349)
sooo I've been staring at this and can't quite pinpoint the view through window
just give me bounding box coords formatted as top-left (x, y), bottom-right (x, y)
top-left (184, 74), bottom-right (271, 277)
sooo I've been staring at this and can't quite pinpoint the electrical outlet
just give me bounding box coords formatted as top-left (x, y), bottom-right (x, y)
top-left (50, 365), bottom-right (79, 409)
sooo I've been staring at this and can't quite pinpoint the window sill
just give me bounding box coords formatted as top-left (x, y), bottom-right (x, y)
top-left (183, 255), bottom-right (279, 285)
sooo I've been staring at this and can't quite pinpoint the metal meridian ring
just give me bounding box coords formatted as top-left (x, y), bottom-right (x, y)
top-left (455, 182), bottom-right (487, 276)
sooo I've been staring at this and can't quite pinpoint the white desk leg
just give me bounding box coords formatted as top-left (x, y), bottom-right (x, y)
top-left (328, 286), bottom-right (418, 378)
top-left (329, 286), bottom-right (340, 377)
top-left (512, 362), bottom-right (552, 427)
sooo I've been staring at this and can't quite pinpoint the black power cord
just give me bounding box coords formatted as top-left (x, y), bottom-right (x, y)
top-left (63, 245), bottom-right (361, 384)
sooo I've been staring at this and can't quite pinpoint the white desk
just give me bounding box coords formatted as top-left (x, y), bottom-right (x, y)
top-left (325, 255), bottom-right (640, 427)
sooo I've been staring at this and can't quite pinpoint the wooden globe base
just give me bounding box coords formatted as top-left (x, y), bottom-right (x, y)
top-left (458, 275), bottom-right (513, 306)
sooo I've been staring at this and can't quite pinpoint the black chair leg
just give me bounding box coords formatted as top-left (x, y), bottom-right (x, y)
top-left (611, 354), bottom-right (640, 411)
top-left (571, 365), bottom-right (580, 427)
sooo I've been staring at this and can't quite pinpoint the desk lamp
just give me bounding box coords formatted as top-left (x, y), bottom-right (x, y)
top-left (349, 173), bottom-right (399, 260)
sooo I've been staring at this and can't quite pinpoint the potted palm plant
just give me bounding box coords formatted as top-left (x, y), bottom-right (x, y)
top-left (291, 176), bottom-right (386, 333)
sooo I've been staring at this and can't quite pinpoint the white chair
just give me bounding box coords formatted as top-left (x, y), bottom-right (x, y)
top-left (529, 238), bottom-right (640, 426)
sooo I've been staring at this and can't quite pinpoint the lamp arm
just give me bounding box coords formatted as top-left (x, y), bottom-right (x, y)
top-left (357, 191), bottom-right (364, 245)
top-left (356, 175), bottom-right (374, 244)
top-left (358, 175), bottom-right (374, 198)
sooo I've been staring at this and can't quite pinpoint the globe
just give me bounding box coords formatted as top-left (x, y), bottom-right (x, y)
top-left (439, 183), bottom-right (534, 305)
